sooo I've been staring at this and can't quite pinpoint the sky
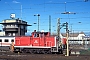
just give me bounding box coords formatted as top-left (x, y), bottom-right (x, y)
top-left (0, 0), bottom-right (90, 34)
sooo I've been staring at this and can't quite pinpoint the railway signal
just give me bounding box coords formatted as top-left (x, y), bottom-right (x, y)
top-left (60, 22), bottom-right (69, 56)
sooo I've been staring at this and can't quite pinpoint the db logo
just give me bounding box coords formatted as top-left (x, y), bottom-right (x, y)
top-left (34, 40), bottom-right (38, 43)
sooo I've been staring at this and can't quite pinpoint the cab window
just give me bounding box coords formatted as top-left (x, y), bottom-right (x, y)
top-left (37, 34), bottom-right (39, 37)
top-left (34, 34), bottom-right (39, 37)
top-left (34, 34), bottom-right (37, 37)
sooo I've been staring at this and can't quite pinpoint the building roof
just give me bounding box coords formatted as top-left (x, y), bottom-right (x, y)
top-left (61, 33), bottom-right (79, 37)
top-left (0, 22), bottom-right (32, 26)
top-left (61, 32), bottom-right (85, 37)
top-left (79, 31), bottom-right (85, 34)
top-left (0, 19), bottom-right (32, 26)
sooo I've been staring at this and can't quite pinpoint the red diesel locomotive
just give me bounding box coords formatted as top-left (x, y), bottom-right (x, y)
top-left (0, 30), bottom-right (63, 54)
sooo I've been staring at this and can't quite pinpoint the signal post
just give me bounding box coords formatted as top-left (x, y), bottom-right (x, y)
top-left (65, 22), bottom-right (69, 56)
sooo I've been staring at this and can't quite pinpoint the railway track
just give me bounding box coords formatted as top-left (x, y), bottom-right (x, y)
top-left (0, 51), bottom-right (90, 60)
top-left (0, 50), bottom-right (88, 56)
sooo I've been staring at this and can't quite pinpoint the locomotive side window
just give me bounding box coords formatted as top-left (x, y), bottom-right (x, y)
top-left (11, 39), bottom-right (14, 42)
top-left (37, 34), bottom-right (39, 37)
top-left (34, 34), bottom-right (39, 37)
top-left (34, 34), bottom-right (37, 37)
top-left (0, 39), bottom-right (2, 42)
top-left (4, 39), bottom-right (9, 42)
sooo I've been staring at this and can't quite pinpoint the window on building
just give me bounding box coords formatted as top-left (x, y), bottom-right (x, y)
top-left (0, 39), bottom-right (2, 42)
top-left (13, 33), bottom-right (15, 36)
top-left (8, 33), bottom-right (11, 36)
top-left (7, 25), bottom-right (10, 27)
top-left (11, 25), bottom-right (13, 26)
top-left (11, 39), bottom-right (14, 42)
top-left (15, 25), bottom-right (18, 27)
top-left (4, 39), bottom-right (9, 42)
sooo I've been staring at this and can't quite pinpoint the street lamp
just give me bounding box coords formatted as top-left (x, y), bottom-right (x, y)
top-left (34, 14), bottom-right (40, 31)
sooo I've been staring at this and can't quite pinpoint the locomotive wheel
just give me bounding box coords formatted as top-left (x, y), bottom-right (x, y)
top-left (43, 51), bottom-right (47, 54)
top-left (29, 51), bottom-right (34, 54)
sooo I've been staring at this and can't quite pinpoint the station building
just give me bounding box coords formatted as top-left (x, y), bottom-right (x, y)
top-left (0, 18), bottom-right (31, 36)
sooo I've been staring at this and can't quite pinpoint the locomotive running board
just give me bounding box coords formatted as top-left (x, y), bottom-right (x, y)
top-left (14, 46), bottom-right (53, 48)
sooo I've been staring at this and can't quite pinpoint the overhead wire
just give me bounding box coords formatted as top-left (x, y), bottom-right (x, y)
top-left (5, 1), bottom-right (16, 13)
